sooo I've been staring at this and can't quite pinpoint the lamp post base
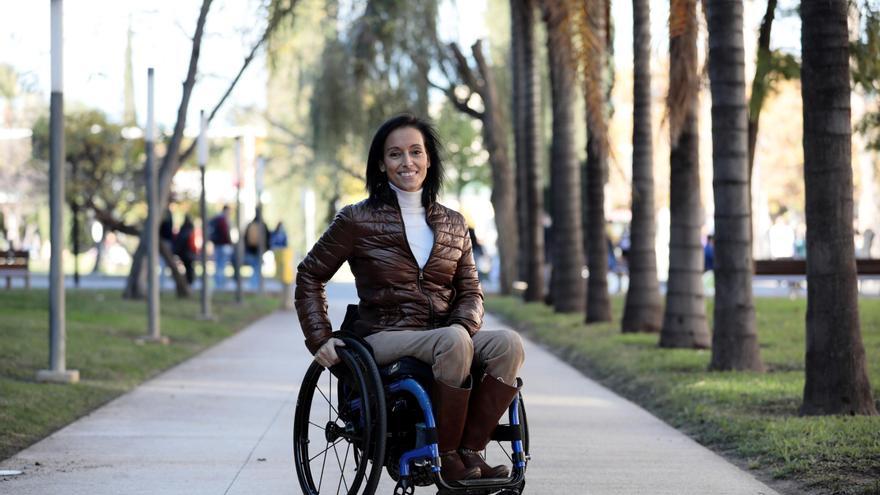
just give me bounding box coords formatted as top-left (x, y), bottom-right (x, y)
top-left (35, 369), bottom-right (80, 384)
top-left (135, 335), bottom-right (170, 345)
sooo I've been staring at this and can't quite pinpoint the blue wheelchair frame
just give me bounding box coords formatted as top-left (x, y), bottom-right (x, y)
top-left (344, 336), bottom-right (528, 494)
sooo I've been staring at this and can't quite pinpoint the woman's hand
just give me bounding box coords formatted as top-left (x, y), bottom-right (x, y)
top-left (314, 338), bottom-right (346, 368)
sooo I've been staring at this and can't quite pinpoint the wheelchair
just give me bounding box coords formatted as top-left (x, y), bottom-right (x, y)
top-left (293, 334), bottom-right (529, 495)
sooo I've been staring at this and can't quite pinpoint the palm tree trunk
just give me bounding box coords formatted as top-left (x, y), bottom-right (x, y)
top-left (521, 0), bottom-right (546, 303)
top-left (584, 0), bottom-right (612, 323)
top-left (512, 0), bottom-right (528, 284)
top-left (706, 0), bottom-right (763, 371)
top-left (622, 0), bottom-right (662, 333)
top-left (585, 133), bottom-right (611, 321)
top-left (800, 0), bottom-right (877, 415)
top-left (660, 0), bottom-right (710, 348)
top-left (543, 1), bottom-right (586, 313)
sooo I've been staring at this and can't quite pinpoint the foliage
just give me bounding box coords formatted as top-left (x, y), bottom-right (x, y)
top-left (31, 109), bottom-right (146, 237)
top-left (0, 289), bottom-right (278, 461)
top-left (852, 2), bottom-right (880, 150)
top-left (748, 50), bottom-right (800, 118)
top-left (486, 295), bottom-right (880, 495)
top-left (435, 102), bottom-right (490, 199)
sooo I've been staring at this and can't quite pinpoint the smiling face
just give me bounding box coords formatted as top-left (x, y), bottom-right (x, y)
top-left (381, 127), bottom-right (430, 192)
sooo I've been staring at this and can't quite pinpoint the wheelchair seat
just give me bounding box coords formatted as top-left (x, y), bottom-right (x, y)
top-left (379, 356), bottom-right (434, 386)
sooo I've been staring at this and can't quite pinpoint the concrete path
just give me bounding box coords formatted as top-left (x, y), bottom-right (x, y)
top-left (1, 283), bottom-right (779, 494)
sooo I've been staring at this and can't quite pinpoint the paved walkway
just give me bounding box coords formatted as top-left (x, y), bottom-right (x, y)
top-left (1, 284), bottom-right (779, 494)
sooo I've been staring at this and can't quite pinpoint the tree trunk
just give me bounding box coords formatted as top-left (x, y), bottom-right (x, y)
top-left (747, 0), bottom-right (776, 178)
top-left (159, 239), bottom-right (191, 298)
top-left (511, 0), bottom-right (529, 284)
top-left (800, 0), bottom-right (877, 415)
top-left (514, 0), bottom-right (546, 303)
top-left (706, 0), bottom-right (764, 371)
top-left (91, 225), bottom-right (106, 274)
top-left (660, 0), bottom-right (710, 348)
top-left (124, 0), bottom-right (213, 299)
top-left (543, 1), bottom-right (586, 313)
top-left (472, 42), bottom-right (519, 295)
top-left (584, 0), bottom-right (611, 323)
top-left (622, 0), bottom-right (662, 333)
top-left (585, 134), bottom-right (611, 321)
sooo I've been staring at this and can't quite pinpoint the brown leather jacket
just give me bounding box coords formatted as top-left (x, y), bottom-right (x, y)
top-left (295, 193), bottom-right (484, 354)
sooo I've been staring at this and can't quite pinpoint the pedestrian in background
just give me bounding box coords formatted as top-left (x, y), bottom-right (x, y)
top-left (159, 208), bottom-right (175, 285)
top-left (244, 214), bottom-right (270, 290)
top-left (209, 205), bottom-right (233, 288)
top-left (174, 215), bottom-right (197, 286)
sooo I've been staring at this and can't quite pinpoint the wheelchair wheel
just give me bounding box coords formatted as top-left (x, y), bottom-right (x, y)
top-left (293, 343), bottom-right (386, 495)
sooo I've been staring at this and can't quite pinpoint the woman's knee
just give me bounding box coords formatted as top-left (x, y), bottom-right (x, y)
top-left (435, 325), bottom-right (474, 358)
top-left (492, 330), bottom-right (525, 363)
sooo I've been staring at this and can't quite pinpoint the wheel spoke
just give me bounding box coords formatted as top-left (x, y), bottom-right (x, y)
top-left (332, 439), bottom-right (350, 494)
top-left (310, 438), bottom-right (344, 462)
top-left (317, 440), bottom-right (330, 492)
top-left (498, 442), bottom-right (512, 463)
top-left (317, 380), bottom-right (340, 418)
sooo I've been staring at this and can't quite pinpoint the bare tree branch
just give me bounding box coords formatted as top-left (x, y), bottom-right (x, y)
top-left (449, 42), bottom-right (482, 93)
top-left (179, 1), bottom-right (299, 165)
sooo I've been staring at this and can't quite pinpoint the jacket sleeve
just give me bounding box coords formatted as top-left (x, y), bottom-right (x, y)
top-left (295, 206), bottom-right (355, 354)
top-left (447, 231), bottom-right (484, 335)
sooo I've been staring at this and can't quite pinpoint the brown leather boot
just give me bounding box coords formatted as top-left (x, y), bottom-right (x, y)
top-left (459, 374), bottom-right (520, 478)
top-left (432, 379), bottom-right (481, 481)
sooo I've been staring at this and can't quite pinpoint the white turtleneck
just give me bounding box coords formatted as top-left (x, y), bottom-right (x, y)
top-left (389, 182), bottom-right (434, 268)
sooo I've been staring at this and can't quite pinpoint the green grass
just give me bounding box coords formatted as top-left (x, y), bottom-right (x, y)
top-left (0, 289), bottom-right (278, 461)
top-left (486, 296), bottom-right (880, 495)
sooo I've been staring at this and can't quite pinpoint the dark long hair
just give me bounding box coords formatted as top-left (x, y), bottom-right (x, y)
top-left (365, 114), bottom-right (444, 207)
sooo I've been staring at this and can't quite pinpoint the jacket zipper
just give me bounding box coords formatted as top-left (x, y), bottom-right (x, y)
top-left (395, 204), bottom-right (436, 327)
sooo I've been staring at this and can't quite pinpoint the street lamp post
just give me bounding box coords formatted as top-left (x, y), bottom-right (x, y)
top-left (234, 137), bottom-right (243, 303)
top-left (255, 156), bottom-right (266, 295)
top-left (139, 67), bottom-right (167, 345)
top-left (198, 110), bottom-right (212, 319)
top-left (38, 0), bottom-right (79, 383)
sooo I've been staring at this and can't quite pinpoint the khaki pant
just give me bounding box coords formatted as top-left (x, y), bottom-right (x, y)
top-left (364, 325), bottom-right (525, 387)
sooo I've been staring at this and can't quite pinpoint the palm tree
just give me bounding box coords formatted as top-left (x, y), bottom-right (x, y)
top-left (583, 0), bottom-right (612, 323)
top-left (511, 0), bottom-right (546, 302)
top-left (705, 0), bottom-right (763, 370)
top-left (659, 0), bottom-right (710, 348)
top-left (800, 0), bottom-right (877, 415)
top-left (621, 0), bottom-right (662, 333)
top-left (542, 0), bottom-right (586, 313)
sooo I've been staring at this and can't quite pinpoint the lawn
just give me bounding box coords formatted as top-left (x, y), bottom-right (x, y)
top-left (0, 289), bottom-right (278, 461)
top-left (486, 295), bottom-right (880, 495)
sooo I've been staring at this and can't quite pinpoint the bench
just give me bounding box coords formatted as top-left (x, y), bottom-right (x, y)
top-left (754, 258), bottom-right (880, 276)
top-left (753, 258), bottom-right (880, 296)
top-left (0, 250), bottom-right (30, 289)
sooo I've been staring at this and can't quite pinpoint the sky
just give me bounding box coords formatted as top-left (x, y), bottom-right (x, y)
top-left (0, 0), bottom-right (803, 131)
top-left (0, 0), bottom-right (490, 132)
top-left (1, 0), bottom-right (272, 130)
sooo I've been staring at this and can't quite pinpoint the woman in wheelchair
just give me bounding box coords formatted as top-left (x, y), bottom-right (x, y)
top-left (294, 114), bottom-right (526, 490)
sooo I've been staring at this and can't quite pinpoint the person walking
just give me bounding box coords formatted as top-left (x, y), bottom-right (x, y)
top-left (174, 215), bottom-right (197, 286)
top-left (243, 214), bottom-right (270, 290)
top-left (209, 205), bottom-right (233, 288)
top-left (159, 208), bottom-right (175, 286)
top-left (295, 114), bottom-right (525, 481)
